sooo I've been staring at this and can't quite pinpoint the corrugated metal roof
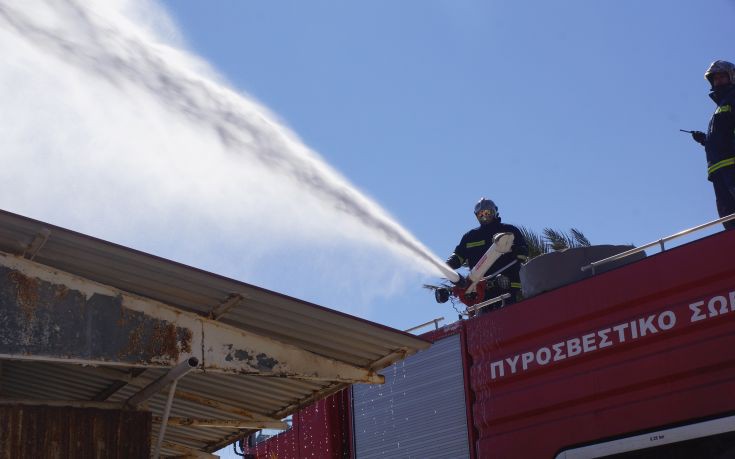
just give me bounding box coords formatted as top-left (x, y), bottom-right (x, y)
top-left (0, 209), bottom-right (430, 455)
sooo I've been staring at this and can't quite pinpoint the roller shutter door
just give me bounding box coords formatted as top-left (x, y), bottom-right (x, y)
top-left (352, 334), bottom-right (470, 458)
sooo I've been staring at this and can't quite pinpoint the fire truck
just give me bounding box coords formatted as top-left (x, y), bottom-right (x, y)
top-left (240, 216), bottom-right (735, 458)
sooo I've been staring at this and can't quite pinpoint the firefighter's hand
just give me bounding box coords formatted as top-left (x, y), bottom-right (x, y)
top-left (451, 274), bottom-right (467, 287)
top-left (691, 131), bottom-right (706, 145)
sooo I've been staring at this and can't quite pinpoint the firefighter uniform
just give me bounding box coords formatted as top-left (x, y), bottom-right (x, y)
top-left (446, 218), bottom-right (529, 309)
top-left (694, 60), bottom-right (735, 230)
top-left (705, 86), bottom-right (735, 229)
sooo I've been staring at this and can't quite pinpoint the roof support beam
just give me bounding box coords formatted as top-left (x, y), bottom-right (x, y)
top-left (0, 398), bottom-right (133, 410)
top-left (157, 416), bottom-right (287, 430)
top-left (91, 368), bottom-right (146, 402)
top-left (0, 251), bottom-right (383, 384)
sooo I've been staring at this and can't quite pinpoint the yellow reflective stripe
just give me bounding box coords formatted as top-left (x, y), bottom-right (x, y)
top-left (510, 282), bottom-right (522, 289)
top-left (708, 157), bottom-right (735, 175)
top-left (516, 255), bottom-right (528, 261)
top-left (716, 105), bottom-right (732, 114)
top-left (466, 240), bottom-right (486, 248)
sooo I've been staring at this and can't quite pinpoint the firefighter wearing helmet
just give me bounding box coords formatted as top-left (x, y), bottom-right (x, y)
top-left (446, 198), bottom-right (529, 312)
top-left (689, 60), bottom-right (735, 229)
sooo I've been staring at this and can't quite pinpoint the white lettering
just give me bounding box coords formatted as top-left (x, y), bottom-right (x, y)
top-left (552, 342), bottom-right (566, 361)
top-left (506, 355), bottom-right (520, 374)
top-left (488, 291), bottom-right (735, 381)
top-left (490, 361), bottom-right (505, 379)
top-left (598, 328), bottom-right (613, 348)
top-left (717, 295), bottom-right (729, 315)
top-left (567, 338), bottom-right (582, 357)
top-left (613, 323), bottom-right (629, 342)
top-left (582, 333), bottom-right (597, 352)
top-left (537, 347), bottom-right (552, 365)
top-left (657, 311), bottom-right (676, 330)
top-left (708, 296), bottom-right (728, 317)
top-left (690, 301), bottom-right (706, 322)
top-left (638, 315), bottom-right (658, 337)
top-left (521, 352), bottom-right (535, 370)
top-left (630, 320), bottom-right (639, 339)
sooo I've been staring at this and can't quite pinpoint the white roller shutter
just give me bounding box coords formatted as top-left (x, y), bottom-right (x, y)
top-left (352, 334), bottom-right (471, 458)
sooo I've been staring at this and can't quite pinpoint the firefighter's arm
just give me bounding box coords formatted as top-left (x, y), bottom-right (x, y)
top-left (446, 237), bottom-right (467, 270)
top-left (446, 254), bottom-right (463, 270)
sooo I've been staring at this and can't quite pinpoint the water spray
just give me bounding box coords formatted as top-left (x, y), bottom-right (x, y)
top-left (0, 0), bottom-right (452, 282)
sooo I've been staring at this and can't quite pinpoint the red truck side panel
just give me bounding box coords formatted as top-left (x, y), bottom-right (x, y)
top-left (244, 390), bottom-right (350, 459)
top-left (246, 230), bottom-right (735, 458)
top-left (467, 230), bottom-right (735, 457)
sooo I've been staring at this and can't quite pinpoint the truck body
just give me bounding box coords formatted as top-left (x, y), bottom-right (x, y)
top-left (243, 228), bottom-right (735, 458)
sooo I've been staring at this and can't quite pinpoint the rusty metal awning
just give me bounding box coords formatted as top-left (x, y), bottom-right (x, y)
top-left (0, 209), bottom-right (430, 456)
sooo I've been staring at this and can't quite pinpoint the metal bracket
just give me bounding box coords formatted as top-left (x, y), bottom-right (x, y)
top-left (208, 293), bottom-right (244, 320)
top-left (22, 228), bottom-right (50, 261)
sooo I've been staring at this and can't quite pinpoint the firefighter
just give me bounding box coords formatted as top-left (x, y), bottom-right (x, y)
top-left (446, 198), bottom-right (529, 310)
top-left (690, 60), bottom-right (735, 230)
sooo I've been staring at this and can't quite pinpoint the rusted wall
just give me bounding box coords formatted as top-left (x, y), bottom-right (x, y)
top-left (0, 406), bottom-right (151, 459)
top-left (0, 266), bottom-right (192, 366)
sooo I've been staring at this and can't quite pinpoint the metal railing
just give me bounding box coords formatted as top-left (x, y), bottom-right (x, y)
top-left (404, 316), bottom-right (445, 333)
top-left (463, 293), bottom-right (511, 316)
top-left (581, 213), bottom-right (735, 275)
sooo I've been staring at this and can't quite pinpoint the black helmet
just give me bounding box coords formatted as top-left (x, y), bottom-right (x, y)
top-left (704, 60), bottom-right (735, 88)
top-left (474, 198), bottom-right (498, 224)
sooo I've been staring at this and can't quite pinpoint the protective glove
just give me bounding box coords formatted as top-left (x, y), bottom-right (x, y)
top-left (691, 131), bottom-right (706, 145)
top-left (451, 274), bottom-right (468, 288)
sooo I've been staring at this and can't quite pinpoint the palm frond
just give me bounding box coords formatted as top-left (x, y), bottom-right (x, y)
top-left (570, 228), bottom-right (591, 247)
top-left (543, 228), bottom-right (572, 251)
top-left (521, 227), bottom-right (592, 260)
top-left (519, 226), bottom-right (546, 258)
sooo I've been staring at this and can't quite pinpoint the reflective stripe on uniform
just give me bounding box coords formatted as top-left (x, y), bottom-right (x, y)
top-left (716, 104), bottom-right (732, 114)
top-left (516, 255), bottom-right (528, 261)
top-left (466, 240), bottom-right (486, 248)
top-left (510, 282), bottom-right (522, 289)
top-left (708, 157), bottom-right (735, 175)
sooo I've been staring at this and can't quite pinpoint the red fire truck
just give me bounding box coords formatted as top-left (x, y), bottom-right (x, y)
top-left (240, 218), bottom-right (735, 458)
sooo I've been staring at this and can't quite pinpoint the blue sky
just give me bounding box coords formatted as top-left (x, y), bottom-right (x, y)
top-left (156, 0), bottom-right (734, 325)
top-left (2, 0), bottom-right (734, 334)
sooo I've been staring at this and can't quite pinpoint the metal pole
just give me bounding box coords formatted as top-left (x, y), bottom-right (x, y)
top-left (126, 357), bottom-right (198, 407)
top-left (404, 317), bottom-right (445, 333)
top-left (581, 212), bottom-right (735, 274)
top-left (153, 379), bottom-right (179, 459)
top-left (464, 293), bottom-right (511, 315)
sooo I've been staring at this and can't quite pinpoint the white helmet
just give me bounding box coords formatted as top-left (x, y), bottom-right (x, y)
top-left (704, 60), bottom-right (735, 87)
